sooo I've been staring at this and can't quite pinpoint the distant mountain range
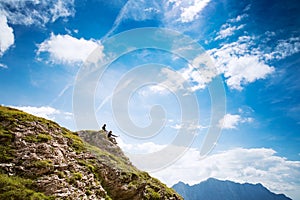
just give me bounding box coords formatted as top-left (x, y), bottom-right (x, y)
top-left (172, 178), bottom-right (292, 200)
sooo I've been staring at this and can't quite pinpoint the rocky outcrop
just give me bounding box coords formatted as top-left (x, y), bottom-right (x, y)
top-left (0, 106), bottom-right (182, 200)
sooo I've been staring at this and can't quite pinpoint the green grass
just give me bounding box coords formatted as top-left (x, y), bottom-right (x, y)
top-left (72, 172), bottom-right (83, 180)
top-left (105, 195), bottom-right (113, 200)
top-left (67, 172), bottom-right (83, 185)
top-left (37, 134), bottom-right (52, 142)
top-left (0, 173), bottom-right (54, 200)
top-left (24, 133), bottom-right (52, 143)
top-left (0, 106), bottom-right (59, 129)
top-left (0, 125), bottom-right (15, 163)
top-left (145, 187), bottom-right (161, 200)
top-left (62, 128), bottom-right (86, 153)
top-left (32, 160), bottom-right (53, 169)
top-left (0, 105), bottom-right (182, 199)
top-left (86, 143), bottom-right (135, 173)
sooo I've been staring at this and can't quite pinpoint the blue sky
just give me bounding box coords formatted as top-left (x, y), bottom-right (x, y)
top-left (1, 0), bottom-right (300, 199)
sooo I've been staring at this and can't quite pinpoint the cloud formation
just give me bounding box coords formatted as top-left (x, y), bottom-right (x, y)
top-left (9, 105), bottom-right (68, 121)
top-left (37, 33), bottom-right (101, 64)
top-left (8, 105), bottom-right (75, 130)
top-left (179, 0), bottom-right (211, 23)
top-left (218, 113), bottom-right (253, 129)
top-left (151, 147), bottom-right (300, 199)
top-left (179, 53), bottom-right (218, 91)
top-left (0, 0), bottom-right (75, 62)
top-left (215, 14), bottom-right (247, 40)
top-left (0, 15), bottom-right (14, 56)
top-left (105, 0), bottom-right (299, 92)
top-left (0, 63), bottom-right (8, 68)
top-left (209, 36), bottom-right (275, 90)
top-left (104, 0), bottom-right (212, 38)
top-left (119, 139), bottom-right (166, 154)
top-left (216, 24), bottom-right (244, 40)
top-left (219, 114), bottom-right (241, 129)
top-left (266, 36), bottom-right (300, 61)
top-left (0, 0), bottom-right (75, 26)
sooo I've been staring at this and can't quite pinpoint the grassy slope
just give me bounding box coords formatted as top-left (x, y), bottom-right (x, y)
top-left (0, 106), bottom-right (57, 199)
top-left (0, 106), bottom-right (181, 200)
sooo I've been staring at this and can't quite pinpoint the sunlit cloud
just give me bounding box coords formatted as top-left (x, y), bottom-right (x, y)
top-left (0, 0), bottom-right (75, 26)
top-left (151, 147), bottom-right (300, 199)
top-left (118, 139), bottom-right (166, 154)
top-left (0, 15), bottom-right (14, 56)
top-left (8, 105), bottom-right (72, 121)
top-left (215, 24), bottom-right (245, 40)
top-left (179, 0), bottom-right (211, 23)
top-left (228, 14), bottom-right (248, 23)
top-left (218, 114), bottom-right (241, 129)
top-left (0, 63), bottom-right (8, 69)
top-left (37, 33), bottom-right (101, 64)
top-left (265, 37), bottom-right (300, 61)
top-left (208, 36), bottom-right (275, 90)
top-left (218, 113), bottom-right (253, 129)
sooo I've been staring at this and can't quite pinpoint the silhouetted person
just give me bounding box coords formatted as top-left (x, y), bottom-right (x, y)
top-left (102, 124), bottom-right (107, 132)
top-left (107, 130), bottom-right (118, 144)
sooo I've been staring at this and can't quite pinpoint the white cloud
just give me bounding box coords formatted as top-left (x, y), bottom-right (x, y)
top-left (0, 0), bottom-right (74, 58)
top-left (103, 0), bottom-right (162, 38)
top-left (118, 140), bottom-right (300, 199)
top-left (136, 59), bottom-right (217, 95)
top-left (228, 14), bottom-right (248, 23)
top-left (104, 0), bottom-right (212, 38)
top-left (0, 63), bottom-right (8, 69)
top-left (179, 0), bottom-right (211, 23)
top-left (218, 114), bottom-right (241, 129)
top-left (224, 55), bottom-right (274, 90)
top-left (50, 0), bottom-right (75, 22)
top-left (216, 24), bottom-right (245, 40)
top-left (118, 139), bottom-right (166, 154)
top-left (138, 84), bottom-right (171, 97)
top-left (151, 147), bottom-right (300, 200)
top-left (170, 124), bottom-right (182, 130)
top-left (0, 15), bottom-right (14, 56)
top-left (0, 0), bottom-right (75, 26)
top-left (265, 37), bottom-right (300, 61)
top-left (210, 17), bottom-right (299, 91)
top-left (8, 105), bottom-right (75, 130)
top-left (208, 36), bottom-right (275, 90)
top-left (218, 113), bottom-right (253, 129)
top-left (214, 13), bottom-right (247, 40)
top-left (136, 67), bottom-right (188, 95)
top-left (179, 53), bottom-right (218, 91)
top-left (37, 33), bottom-right (101, 64)
top-left (265, 31), bottom-right (276, 38)
top-left (9, 105), bottom-right (61, 120)
top-left (170, 123), bottom-right (207, 131)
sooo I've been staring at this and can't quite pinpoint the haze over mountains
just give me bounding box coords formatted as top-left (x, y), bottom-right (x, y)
top-left (172, 178), bottom-right (292, 200)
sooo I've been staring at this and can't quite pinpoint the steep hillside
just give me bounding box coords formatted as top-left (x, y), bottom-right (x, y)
top-left (172, 178), bottom-right (292, 200)
top-left (0, 105), bottom-right (182, 200)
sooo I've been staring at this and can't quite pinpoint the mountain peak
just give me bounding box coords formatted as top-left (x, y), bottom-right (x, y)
top-left (0, 105), bottom-right (182, 199)
top-left (172, 178), bottom-right (292, 200)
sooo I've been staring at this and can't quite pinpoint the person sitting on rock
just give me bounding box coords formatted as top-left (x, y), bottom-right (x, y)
top-left (107, 130), bottom-right (118, 144)
top-left (102, 124), bottom-right (107, 132)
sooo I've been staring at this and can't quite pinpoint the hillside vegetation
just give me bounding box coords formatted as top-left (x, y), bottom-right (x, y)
top-left (0, 105), bottom-right (181, 200)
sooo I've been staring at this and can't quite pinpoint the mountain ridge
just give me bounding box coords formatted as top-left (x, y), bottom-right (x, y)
top-left (172, 177), bottom-right (292, 200)
top-left (0, 105), bottom-right (182, 200)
